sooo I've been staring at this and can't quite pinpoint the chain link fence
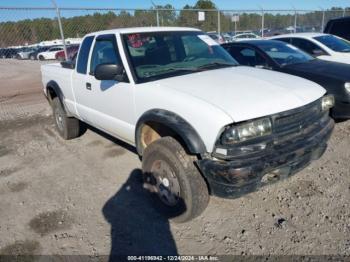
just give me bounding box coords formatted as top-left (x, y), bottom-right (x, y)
top-left (0, 6), bottom-right (349, 59)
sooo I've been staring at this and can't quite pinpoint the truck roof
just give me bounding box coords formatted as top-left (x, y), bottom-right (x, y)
top-left (85, 27), bottom-right (201, 36)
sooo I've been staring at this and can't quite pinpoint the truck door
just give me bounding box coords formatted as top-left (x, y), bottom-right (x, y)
top-left (73, 34), bottom-right (135, 144)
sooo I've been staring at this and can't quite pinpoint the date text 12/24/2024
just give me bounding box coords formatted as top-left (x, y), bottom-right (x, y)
top-left (127, 256), bottom-right (219, 261)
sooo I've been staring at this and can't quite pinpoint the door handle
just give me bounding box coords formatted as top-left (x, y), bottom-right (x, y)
top-left (86, 82), bottom-right (92, 90)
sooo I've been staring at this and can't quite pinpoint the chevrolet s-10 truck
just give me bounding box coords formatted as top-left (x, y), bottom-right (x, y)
top-left (41, 27), bottom-right (334, 222)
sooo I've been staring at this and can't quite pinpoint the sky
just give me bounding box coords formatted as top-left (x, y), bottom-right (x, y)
top-left (1, 0), bottom-right (349, 22)
top-left (1, 0), bottom-right (350, 10)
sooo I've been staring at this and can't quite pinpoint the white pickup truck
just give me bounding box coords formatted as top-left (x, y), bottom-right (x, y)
top-left (41, 27), bottom-right (334, 222)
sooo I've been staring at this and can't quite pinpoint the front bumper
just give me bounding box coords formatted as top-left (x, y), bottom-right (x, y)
top-left (197, 117), bottom-right (334, 199)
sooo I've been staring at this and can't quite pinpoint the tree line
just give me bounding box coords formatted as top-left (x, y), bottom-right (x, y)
top-left (0, 0), bottom-right (349, 47)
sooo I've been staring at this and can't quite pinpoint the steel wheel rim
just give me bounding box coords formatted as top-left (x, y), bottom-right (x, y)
top-left (54, 109), bottom-right (64, 131)
top-left (150, 159), bottom-right (181, 207)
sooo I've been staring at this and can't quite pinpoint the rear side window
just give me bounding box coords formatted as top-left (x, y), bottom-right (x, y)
top-left (291, 38), bottom-right (327, 56)
top-left (76, 36), bottom-right (94, 74)
top-left (226, 46), bottom-right (267, 66)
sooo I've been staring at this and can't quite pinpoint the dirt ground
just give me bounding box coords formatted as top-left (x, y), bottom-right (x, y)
top-left (0, 59), bottom-right (349, 257)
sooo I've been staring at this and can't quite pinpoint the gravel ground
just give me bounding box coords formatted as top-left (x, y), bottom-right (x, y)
top-left (0, 59), bottom-right (349, 257)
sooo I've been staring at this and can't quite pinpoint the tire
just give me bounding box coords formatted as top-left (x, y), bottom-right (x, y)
top-left (142, 137), bottom-right (209, 223)
top-left (51, 97), bottom-right (83, 140)
top-left (30, 55), bottom-right (35, 60)
top-left (39, 55), bottom-right (45, 61)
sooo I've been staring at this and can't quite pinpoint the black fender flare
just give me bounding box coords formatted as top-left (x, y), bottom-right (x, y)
top-left (135, 109), bottom-right (207, 156)
top-left (46, 80), bottom-right (70, 115)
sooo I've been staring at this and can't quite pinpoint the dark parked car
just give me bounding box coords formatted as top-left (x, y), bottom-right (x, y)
top-left (0, 48), bottom-right (20, 58)
top-left (324, 16), bottom-right (350, 41)
top-left (222, 40), bottom-right (350, 119)
top-left (28, 46), bottom-right (51, 60)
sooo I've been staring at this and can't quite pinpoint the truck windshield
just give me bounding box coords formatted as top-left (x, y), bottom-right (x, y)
top-left (314, 35), bottom-right (350, 53)
top-left (122, 31), bottom-right (238, 82)
top-left (254, 41), bottom-right (314, 66)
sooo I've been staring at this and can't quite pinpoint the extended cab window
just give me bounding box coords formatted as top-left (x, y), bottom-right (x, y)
top-left (77, 36), bottom-right (94, 74)
top-left (122, 31), bottom-right (237, 83)
top-left (90, 38), bottom-right (120, 74)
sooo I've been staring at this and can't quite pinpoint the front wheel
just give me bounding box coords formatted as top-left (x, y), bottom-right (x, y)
top-left (39, 55), bottom-right (45, 61)
top-left (142, 137), bottom-right (209, 223)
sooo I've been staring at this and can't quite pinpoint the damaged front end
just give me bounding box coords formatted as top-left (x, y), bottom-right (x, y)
top-left (197, 97), bottom-right (335, 198)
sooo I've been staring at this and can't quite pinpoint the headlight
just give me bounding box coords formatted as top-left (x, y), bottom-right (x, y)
top-left (345, 82), bottom-right (350, 93)
top-left (321, 95), bottom-right (334, 111)
top-left (221, 118), bottom-right (272, 145)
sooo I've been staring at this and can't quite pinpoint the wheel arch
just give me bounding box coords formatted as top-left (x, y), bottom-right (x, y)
top-left (135, 109), bottom-right (207, 156)
top-left (46, 80), bottom-right (70, 115)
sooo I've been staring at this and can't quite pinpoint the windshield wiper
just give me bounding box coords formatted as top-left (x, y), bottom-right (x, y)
top-left (154, 67), bottom-right (200, 74)
top-left (197, 62), bottom-right (237, 69)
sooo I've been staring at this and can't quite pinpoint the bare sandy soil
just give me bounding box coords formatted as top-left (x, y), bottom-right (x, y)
top-left (0, 59), bottom-right (349, 258)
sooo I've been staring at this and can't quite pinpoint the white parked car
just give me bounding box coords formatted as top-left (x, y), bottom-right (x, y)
top-left (270, 33), bottom-right (350, 64)
top-left (41, 27), bottom-right (334, 222)
top-left (37, 46), bottom-right (63, 60)
top-left (232, 33), bottom-right (260, 41)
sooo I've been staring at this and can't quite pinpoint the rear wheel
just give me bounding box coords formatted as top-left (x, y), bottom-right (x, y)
top-left (142, 137), bottom-right (209, 223)
top-left (51, 97), bottom-right (84, 140)
top-left (39, 55), bottom-right (45, 61)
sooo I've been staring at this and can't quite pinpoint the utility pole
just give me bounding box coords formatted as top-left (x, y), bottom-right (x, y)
top-left (51, 0), bottom-right (68, 61)
top-left (218, 10), bottom-right (221, 34)
top-left (320, 7), bottom-right (325, 32)
top-left (151, 1), bottom-right (160, 27)
top-left (294, 9), bottom-right (297, 33)
top-left (259, 6), bottom-right (264, 38)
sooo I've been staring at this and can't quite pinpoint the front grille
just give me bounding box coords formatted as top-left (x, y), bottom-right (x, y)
top-left (272, 99), bottom-right (325, 146)
top-left (273, 101), bottom-right (321, 133)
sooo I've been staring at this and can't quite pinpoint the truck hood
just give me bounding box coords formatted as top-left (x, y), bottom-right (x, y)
top-left (157, 66), bottom-right (325, 122)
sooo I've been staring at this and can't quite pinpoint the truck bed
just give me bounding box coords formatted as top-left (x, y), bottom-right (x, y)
top-left (41, 63), bottom-right (76, 116)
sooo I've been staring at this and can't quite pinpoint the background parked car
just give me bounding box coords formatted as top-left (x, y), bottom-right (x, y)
top-left (55, 44), bottom-right (79, 61)
top-left (231, 32), bottom-right (260, 41)
top-left (324, 16), bottom-right (350, 41)
top-left (207, 33), bottom-right (226, 44)
top-left (28, 46), bottom-right (51, 60)
top-left (270, 33), bottom-right (350, 65)
top-left (0, 48), bottom-right (19, 58)
top-left (16, 47), bottom-right (37, 60)
top-left (222, 39), bottom-right (350, 119)
top-left (37, 46), bottom-right (63, 60)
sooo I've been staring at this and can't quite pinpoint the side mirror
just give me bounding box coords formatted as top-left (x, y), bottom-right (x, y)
top-left (60, 60), bottom-right (75, 69)
top-left (94, 63), bottom-right (125, 81)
